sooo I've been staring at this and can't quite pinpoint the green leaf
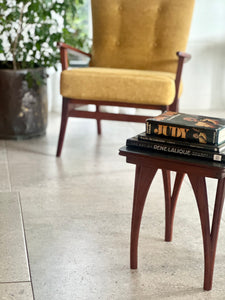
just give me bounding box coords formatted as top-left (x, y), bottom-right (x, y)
top-left (0, 40), bottom-right (4, 53)
top-left (0, 0), bottom-right (90, 69)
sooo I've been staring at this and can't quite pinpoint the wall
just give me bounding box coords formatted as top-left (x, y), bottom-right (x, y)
top-left (180, 0), bottom-right (225, 112)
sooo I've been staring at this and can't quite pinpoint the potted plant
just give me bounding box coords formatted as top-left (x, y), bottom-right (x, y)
top-left (0, 0), bottom-right (86, 139)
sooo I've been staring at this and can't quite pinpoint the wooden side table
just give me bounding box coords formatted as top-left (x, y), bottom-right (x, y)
top-left (119, 146), bottom-right (225, 291)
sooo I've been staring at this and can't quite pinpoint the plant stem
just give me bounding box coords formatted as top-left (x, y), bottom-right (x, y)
top-left (12, 3), bottom-right (25, 70)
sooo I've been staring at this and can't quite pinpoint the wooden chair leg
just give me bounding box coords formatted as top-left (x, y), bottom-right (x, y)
top-left (96, 105), bottom-right (101, 135)
top-left (168, 96), bottom-right (179, 112)
top-left (56, 98), bottom-right (70, 157)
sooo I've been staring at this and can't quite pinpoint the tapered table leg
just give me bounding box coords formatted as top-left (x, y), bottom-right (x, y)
top-left (162, 171), bottom-right (185, 242)
top-left (130, 165), bottom-right (157, 269)
top-left (188, 175), bottom-right (225, 291)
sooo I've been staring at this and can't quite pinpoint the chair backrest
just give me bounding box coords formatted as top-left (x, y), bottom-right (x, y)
top-left (90, 0), bottom-right (195, 74)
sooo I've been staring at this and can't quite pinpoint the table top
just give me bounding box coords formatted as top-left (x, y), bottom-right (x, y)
top-left (119, 146), bottom-right (225, 179)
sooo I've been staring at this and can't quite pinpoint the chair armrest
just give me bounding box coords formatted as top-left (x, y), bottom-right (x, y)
top-left (176, 51), bottom-right (191, 63)
top-left (58, 42), bottom-right (91, 58)
top-left (170, 51), bottom-right (192, 111)
top-left (57, 42), bottom-right (91, 70)
top-left (175, 51), bottom-right (192, 88)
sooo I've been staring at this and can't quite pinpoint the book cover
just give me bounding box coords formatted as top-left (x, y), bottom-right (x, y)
top-left (146, 111), bottom-right (225, 145)
top-left (126, 135), bottom-right (225, 162)
top-left (138, 132), bottom-right (225, 153)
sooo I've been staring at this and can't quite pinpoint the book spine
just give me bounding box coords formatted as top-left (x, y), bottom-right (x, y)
top-left (146, 121), bottom-right (218, 145)
top-left (138, 133), bottom-right (222, 152)
top-left (126, 138), bottom-right (225, 162)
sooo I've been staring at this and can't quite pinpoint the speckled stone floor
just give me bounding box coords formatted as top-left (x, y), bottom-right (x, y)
top-left (1, 110), bottom-right (225, 300)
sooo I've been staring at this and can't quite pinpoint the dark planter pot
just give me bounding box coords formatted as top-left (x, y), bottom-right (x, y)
top-left (0, 68), bottom-right (48, 139)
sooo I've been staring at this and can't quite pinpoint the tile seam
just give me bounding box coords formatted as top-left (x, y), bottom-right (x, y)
top-left (18, 192), bottom-right (36, 300)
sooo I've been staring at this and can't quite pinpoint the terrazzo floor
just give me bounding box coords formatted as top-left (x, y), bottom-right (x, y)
top-left (1, 110), bottom-right (225, 300)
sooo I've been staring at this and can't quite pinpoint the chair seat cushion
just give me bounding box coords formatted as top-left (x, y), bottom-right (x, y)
top-left (60, 67), bottom-right (177, 106)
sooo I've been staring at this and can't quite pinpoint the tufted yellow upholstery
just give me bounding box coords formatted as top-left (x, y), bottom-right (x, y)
top-left (61, 68), bottom-right (177, 105)
top-left (90, 0), bottom-right (195, 73)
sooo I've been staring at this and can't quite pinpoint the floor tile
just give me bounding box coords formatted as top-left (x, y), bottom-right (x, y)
top-left (19, 169), bottom-right (225, 299)
top-left (0, 192), bottom-right (30, 282)
top-left (0, 140), bottom-right (7, 162)
top-left (0, 282), bottom-right (33, 300)
top-left (0, 162), bottom-right (11, 192)
top-left (0, 140), bottom-right (11, 191)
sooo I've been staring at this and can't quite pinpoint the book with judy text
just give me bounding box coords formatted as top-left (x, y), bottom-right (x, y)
top-left (146, 111), bottom-right (225, 146)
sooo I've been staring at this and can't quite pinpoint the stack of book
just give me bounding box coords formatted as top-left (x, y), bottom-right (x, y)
top-left (126, 111), bottom-right (225, 162)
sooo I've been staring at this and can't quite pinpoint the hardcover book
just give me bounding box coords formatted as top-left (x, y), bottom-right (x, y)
top-left (146, 111), bottom-right (225, 145)
top-left (138, 132), bottom-right (225, 153)
top-left (126, 135), bottom-right (225, 162)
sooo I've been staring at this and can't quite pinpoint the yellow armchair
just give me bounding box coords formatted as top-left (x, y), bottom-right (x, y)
top-left (57, 0), bottom-right (195, 157)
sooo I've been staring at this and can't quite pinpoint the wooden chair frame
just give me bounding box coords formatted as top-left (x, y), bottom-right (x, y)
top-left (56, 42), bottom-right (191, 157)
